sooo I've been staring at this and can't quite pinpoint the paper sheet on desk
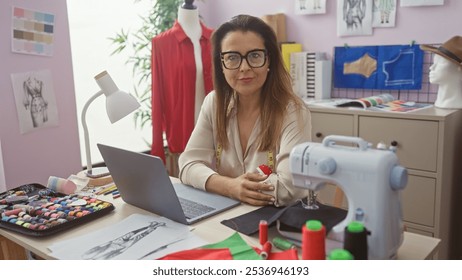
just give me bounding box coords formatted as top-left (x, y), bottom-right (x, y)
top-left (48, 214), bottom-right (204, 260)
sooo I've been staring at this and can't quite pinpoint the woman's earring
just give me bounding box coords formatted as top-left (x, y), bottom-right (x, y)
top-left (267, 68), bottom-right (270, 72)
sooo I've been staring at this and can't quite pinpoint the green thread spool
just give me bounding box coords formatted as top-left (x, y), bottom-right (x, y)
top-left (327, 249), bottom-right (354, 260)
top-left (272, 237), bottom-right (296, 250)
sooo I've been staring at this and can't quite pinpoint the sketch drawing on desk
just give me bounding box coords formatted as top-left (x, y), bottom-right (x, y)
top-left (82, 221), bottom-right (166, 260)
top-left (10, 69), bottom-right (59, 134)
top-left (48, 214), bottom-right (190, 260)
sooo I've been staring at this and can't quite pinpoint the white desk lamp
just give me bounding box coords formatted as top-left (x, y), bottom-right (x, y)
top-left (81, 70), bottom-right (140, 178)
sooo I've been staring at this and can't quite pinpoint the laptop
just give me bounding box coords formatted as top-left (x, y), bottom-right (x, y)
top-left (97, 143), bottom-right (241, 225)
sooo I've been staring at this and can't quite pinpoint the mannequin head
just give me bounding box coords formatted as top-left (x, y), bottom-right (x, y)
top-left (421, 36), bottom-right (462, 109)
top-left (428, 54), bottom-right (462, 85)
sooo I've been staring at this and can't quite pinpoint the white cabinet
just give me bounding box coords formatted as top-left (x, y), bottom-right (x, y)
top-left (307, 105), bottom-right (462, 259)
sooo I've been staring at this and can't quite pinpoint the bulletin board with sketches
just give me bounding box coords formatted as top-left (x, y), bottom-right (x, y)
top-left (292, 0), bottom-right (445, 103)
top-left (0, 1), bottom-right (81, 189)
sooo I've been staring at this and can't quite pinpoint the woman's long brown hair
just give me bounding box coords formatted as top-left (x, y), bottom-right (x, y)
top-left (211, 14), bottom-right (304, 151)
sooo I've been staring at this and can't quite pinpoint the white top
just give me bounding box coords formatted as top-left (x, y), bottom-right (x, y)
top-left (429, 54), bottom-right (462, 109)
top-left (178, 91), bottom-right (312, 206)
top-left (177, 6), bottom-right (205, 122)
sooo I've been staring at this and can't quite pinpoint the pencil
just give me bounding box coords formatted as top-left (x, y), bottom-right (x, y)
top-left (104, 188), bottom-right (118, 195)
top-left (97, 185), bottom-right (117, 195)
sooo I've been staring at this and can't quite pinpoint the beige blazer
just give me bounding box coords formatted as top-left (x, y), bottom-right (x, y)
top-left (178, 91), bottom-right (312, 206)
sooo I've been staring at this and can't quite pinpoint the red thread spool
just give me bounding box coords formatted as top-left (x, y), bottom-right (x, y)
top-left (257, 164), bottom-right (272, 175)
top-left (260, 241), bottom-right (272, 259)
top-left (302, 220), bottom-right (326, 260)
top-left (259, 220), bottom-right (268, 245)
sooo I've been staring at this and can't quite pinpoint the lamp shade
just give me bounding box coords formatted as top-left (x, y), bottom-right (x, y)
top-left (81, 71), bottom-right (140, 179)
top-left (94, 71), bottom-right (140, 123)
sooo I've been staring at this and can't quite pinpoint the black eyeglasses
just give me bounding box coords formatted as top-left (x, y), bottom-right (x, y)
top-left (220, 49), bottom-right (267, 70)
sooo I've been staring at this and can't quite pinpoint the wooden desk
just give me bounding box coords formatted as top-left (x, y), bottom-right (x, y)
top-left (0, 192), bottom-right (440, 260)
top-left (1, 174), bottom-right (442, 260)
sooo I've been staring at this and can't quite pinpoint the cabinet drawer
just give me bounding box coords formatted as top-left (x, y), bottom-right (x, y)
top-left (311, 112), bottom-right (354, 142)
top-left (401, 175), bottom-right (436, 227)
top-left (359, 117), bottom-right (438, 172)
top-left (404, 226), bottom-right (434, 237)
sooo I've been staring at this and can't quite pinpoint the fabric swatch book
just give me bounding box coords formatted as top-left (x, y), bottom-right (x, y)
top-left (307, 93), bottom-right (433, 113)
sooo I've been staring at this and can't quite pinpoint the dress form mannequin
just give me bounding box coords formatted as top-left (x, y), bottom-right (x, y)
top-left (150, 1), bottom-right (213, 162)
top-left (177, 1), bottom-right (205, 123)
top-left (429, 54), bottom-right (462, 109)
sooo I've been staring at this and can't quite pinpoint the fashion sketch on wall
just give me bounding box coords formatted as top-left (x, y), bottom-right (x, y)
top-left (10, 69), bottom-right (59, 134)
top-left (295, 0), bottom-right (326, 15)
top-left (372, 0), bottom-right (396, 27)
top-left (337, 0), bottom-right (373, 37)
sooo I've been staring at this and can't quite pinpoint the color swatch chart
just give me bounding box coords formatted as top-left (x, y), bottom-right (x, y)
top-left (12, 6), bottom-right (55, 56)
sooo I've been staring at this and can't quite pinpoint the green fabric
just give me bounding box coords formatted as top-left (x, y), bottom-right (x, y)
top-left (202, 232), bottom-right (261, 260)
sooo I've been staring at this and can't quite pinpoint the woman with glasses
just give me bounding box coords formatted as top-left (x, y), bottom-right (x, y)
top-left (178, 14), bottom-right (311, 206)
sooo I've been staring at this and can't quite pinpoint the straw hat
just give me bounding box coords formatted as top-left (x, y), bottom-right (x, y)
top-left (420, 36), bottom-right (462, 67)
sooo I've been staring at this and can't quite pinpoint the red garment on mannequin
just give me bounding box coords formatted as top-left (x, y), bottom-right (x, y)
top-left (151, 21), bottom-right (213, 162)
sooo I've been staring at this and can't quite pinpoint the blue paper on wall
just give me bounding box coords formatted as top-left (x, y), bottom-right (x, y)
top-left (334, 44), bottom-right (423, 90)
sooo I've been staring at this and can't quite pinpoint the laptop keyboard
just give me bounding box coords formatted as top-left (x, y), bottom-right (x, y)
top-left (179, 197), bottom-right (216, 219)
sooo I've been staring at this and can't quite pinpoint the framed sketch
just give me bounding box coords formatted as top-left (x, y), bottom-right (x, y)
top-left (10, 69), bottom-right (59, 134)
top-left (295, 0), bottom-right (327, 15)
top-left (372, 0), bottom-right (396, 27)
top-left (337, 0), bottom-right (373, 37)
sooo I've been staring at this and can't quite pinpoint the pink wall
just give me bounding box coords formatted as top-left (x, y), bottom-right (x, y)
top-left (197, 0), bottom-right (461, 102)
top-left (0, 1), bottom-right (81, 188)
top-left (1, 0), bottom-right (459, 189)
top-left (197, 0), bottom-right (462, 55)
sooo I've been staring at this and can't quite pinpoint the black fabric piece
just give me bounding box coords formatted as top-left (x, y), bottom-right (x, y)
top-left (220, 204), bottom-right (285, 235)
top-left (278, 201), bottom-right (347, 234)
top-left (221, 200), bottom-right (347, 236)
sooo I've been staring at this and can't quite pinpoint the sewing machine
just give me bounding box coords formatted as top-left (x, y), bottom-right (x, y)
top-left (289, 135), bottom-right (407, 259)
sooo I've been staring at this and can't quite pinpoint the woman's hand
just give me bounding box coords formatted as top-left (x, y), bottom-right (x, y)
top-left (228, 172), bottom-right (275, 206)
